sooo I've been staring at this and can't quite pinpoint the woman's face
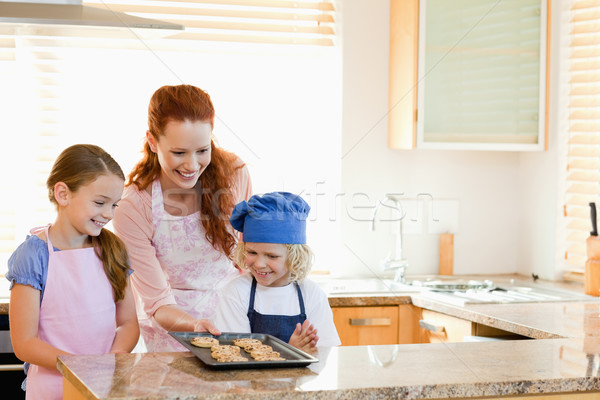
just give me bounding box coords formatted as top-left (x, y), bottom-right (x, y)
top-left (148, 120), bottom-right (212, 191)
top-left (244, 243), bottom-right (290, 287)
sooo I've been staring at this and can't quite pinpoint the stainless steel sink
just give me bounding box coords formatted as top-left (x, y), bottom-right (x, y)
top-left (412, 280), bottom-right (598, 306)
top-left (411, 279), bottom-right (494, 292)
top-left (317, 278), bottom-right (419, 294)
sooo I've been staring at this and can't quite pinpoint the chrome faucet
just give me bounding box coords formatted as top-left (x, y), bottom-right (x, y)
top-left (371, 195), bottom-right (409, 283)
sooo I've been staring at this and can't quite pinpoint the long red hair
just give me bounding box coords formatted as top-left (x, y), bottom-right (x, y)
top-left (127, 85), bottom-right (242, 258)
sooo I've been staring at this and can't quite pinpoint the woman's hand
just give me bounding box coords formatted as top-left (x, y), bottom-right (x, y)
top-left (288, 319), bottom-right (318, 355)
top-left (154, 305), bottom-right (220, 335)
top-left (193, 319), bottom-right (221, 336)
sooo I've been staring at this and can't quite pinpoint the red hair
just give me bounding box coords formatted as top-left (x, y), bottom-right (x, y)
top-left (127, 85), bottom-right (242, 258)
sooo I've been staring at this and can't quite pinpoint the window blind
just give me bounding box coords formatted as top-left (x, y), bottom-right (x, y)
top-left (0, 33), bottom-right (17, 257)
top-left (84, 0), bottom-right (335, 46)
top-left (0, 1), bottom-right (339, 273)
top-left (564, 0), bottom-right (600, 270)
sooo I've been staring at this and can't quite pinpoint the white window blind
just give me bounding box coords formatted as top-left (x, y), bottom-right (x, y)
top-left (84, 0), bottom-right (335, 46)
top-left (564, 0), bottom-right (600, 271)
top-left (0, 0), bottom-right (340, 274)
top-left (0, 33), bottom-right (17, 257)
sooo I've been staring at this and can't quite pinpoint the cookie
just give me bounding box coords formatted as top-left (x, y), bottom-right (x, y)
top-left (211, 344), bottom-right (240, 354)
top-left (242, 343), bottom-right (272, 352)
top-left (250, 349), bottom-right (280, 358)
top-left (233, 338), bottom-right (262, 347)
top-left (190, 336), bottom-right (219, 348)
top-left (252, 353), bottom-right (286, 361)
top-left (213, 354), bottom-right (248, 363)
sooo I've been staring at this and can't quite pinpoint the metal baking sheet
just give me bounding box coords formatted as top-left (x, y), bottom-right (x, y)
top-left (168, 331), bottom-right (319, 370)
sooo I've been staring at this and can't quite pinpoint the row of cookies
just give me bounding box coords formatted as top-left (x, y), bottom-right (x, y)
top-left (189, 336), bottom-right (286, 362)
top-left (233, 338), bottom-right (285, 361)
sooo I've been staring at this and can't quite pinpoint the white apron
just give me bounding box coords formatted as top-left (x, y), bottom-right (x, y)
top-left (26, 225), bottom-right (116, 400)
top-left (139, 180), bottom-right (238, 352)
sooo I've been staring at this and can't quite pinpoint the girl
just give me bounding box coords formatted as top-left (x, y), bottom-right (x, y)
top-left (112, 84), bottom-right (252, 352)
top-left (214, 192), bottom-right (341, 355)
top-left (7, 144), bottom-right (139, 400)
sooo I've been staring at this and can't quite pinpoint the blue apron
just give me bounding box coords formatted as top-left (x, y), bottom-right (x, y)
top-left (247, 277), bottom-right (307, 342)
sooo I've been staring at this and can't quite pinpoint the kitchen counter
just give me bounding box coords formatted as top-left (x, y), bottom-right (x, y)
top-left (328, 293), bottom-right (600, 340)
top-left (57, 274), bottom-right (600, 400)
top-left (58, 338), bottom-right (600, 400)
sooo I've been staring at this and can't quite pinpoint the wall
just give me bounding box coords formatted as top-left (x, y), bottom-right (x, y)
top-left (334, 0), bottom-right (560, 280)
top-left (518, 0), bottom-right (567, 281)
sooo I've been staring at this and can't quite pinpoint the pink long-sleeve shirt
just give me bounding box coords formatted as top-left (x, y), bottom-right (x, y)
top-left (112, 162), bottom-right (252, 320)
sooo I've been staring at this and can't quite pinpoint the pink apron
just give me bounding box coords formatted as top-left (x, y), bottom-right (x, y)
top-left (26, 226), bottom-right (116, 400)
top-left (139, 180), bottom-right (238, 352)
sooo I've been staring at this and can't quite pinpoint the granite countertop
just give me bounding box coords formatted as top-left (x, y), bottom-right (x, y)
top-left (58, 338), bottom-right (600, 400)
top-left (57, 274), bottom-right (600, 400)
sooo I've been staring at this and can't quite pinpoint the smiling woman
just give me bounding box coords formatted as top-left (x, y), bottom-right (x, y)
top-left (0, 0), bottom-right (341, 276)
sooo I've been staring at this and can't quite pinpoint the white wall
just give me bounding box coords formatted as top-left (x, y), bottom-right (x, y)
top-left (334, 0), bottom-right (561, 280)
top-left (518, 0), bottom-right (568, 281)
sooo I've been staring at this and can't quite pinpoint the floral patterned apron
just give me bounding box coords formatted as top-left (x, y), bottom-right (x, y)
top-left (139, 179), bottom-right (238, 352)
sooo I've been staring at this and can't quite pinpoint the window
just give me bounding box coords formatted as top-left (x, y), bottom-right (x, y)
top-left (0, 0), bottom-right (340, 273)
top-left (562, 0), bottom-right (600, 273)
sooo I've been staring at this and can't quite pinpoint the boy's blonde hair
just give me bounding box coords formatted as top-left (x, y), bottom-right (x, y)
top-left (233, 242), bottom-right (314, 283)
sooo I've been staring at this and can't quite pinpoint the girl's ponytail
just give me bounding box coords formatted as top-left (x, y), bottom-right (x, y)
top-left (92, 229), bottom-right (131, 302)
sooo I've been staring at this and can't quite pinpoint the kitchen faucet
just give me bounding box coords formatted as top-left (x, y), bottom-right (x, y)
top-left (370, 195), bottom-right (409, 283)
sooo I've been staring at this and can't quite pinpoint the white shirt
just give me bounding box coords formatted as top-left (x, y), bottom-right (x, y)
top-left (215, 273), bottom-right (341, 347)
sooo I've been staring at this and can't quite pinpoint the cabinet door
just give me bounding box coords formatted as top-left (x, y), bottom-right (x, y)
top-left (419, 309), bottom-right (473, 343)
top-left (398, 304), bottom-right (423, 344)
top-left (388, 0), bottom-right (549, 151)
top-left (332, 306), bottom-right (399, 346)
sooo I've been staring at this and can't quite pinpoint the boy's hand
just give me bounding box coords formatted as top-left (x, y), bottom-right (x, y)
top-left (288, 319), bottom-right (318, 355)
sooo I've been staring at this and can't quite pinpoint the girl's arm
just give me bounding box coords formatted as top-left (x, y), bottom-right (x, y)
top-left (110, 278), bottom-right (140, 354)
top-left (153, 305), bottom-right (221, 334)
top-left (9, 284), bottom-right (71, 370)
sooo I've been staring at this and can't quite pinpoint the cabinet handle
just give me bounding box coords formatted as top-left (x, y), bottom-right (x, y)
top-left (419, 319), bottom-right (446, 333)
top-left (0, 364), bottom-right (24, 371)
top-left (349, 318), bottom-right (391, 326)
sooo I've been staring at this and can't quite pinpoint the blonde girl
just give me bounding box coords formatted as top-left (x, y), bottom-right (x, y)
top-left (7, 144), bottom-right (139, 400)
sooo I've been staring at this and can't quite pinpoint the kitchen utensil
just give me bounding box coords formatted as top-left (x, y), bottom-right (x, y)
top-left (585, 202), bottom-right (600, 296)
top-left (585, 260), bottom-right (600, 297)
top-left (591, 202), bottom-right (598, 236)
top-left (168, 331), bottom-right (318, 370)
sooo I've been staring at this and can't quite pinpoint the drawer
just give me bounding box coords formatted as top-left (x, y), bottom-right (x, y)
top-left (332, 306), bottom-right (399, 346)
top-left (419, 309), bottom-right (472, 343)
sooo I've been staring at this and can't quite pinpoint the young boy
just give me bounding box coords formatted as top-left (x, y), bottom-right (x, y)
top-left (214, 192), bottom-right (340, 354)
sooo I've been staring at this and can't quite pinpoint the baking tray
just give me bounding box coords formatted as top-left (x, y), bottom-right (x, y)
top-left (168, 331), bottom-right (319, 370)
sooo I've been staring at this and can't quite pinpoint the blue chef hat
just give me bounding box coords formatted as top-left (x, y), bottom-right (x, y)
top-left (230, 192), bottom-right (310, 244)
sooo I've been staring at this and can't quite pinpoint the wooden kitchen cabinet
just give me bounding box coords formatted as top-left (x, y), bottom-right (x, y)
top-left (388, 0), bottom-right (550, 151)
top-left (419, 309), bottom-right (528, 343)
top-left (332, 304), bottom-right (422, 346)
top-left (332, 304), bottom-right (524, 346)
top-left (333, 306), bottom-right (399, 346)
top-left (419, 309), bottom-right (472, 343)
